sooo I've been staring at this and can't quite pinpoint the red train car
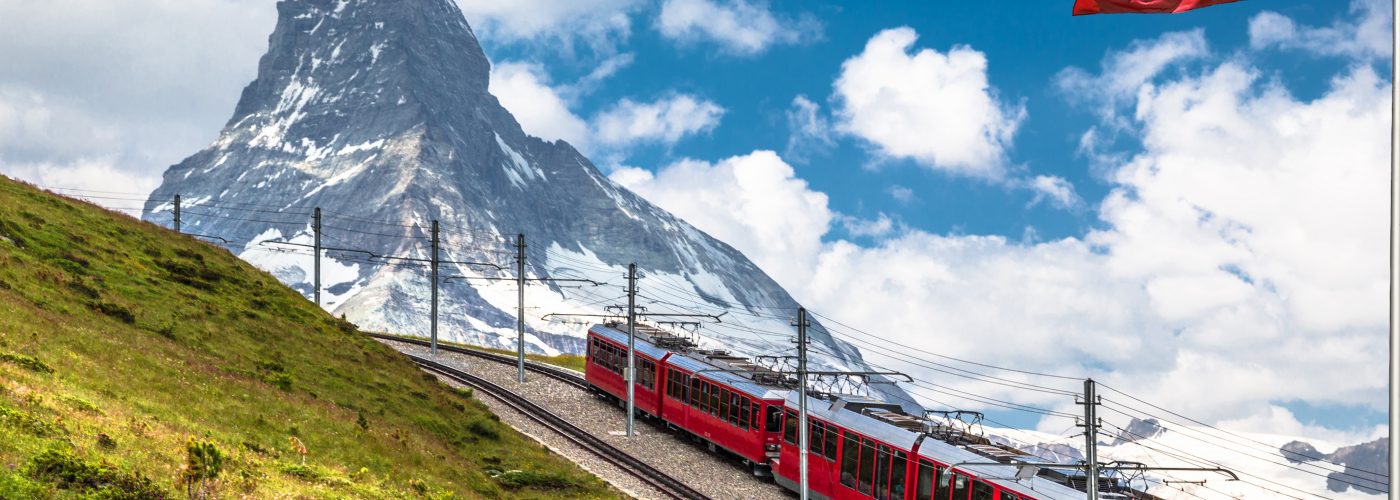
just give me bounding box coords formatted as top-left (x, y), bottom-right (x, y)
top-left (585, 325), bottom-right (668, 417)
top-left (585, 324), bottom-right (789, 472)
top-left (584, 323), bottom-right (1102, 499)
top-left (773, 393), bottom-right (1085, 500)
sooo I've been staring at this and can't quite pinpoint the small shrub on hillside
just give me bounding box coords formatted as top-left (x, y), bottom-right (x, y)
top-left (96, 433), bottom-right (117, 450)
top-left (155, 257), bottom-right (224, 287)
top-left (65, 279), bottom-right (100, 299)
top-left (92, 301), bottom-right (136, 324)
top-left (263, 372), bottom-right (293, 391)
top-left (275, 462), bottom-right (324, 482)
top-left (465, 416), bottom-right (500, 441)
top-left (26, 448), bottom-right (166, 499)
top-left (0, 405), bottom-right (59, 436)
top-left (256, 361), bottom-right (293, 391)
top-left (182, 438), bottom-right (224, 500)
top-left (492, 470), bottom-right (580, 491)
top-left (156, 321), bottom-right (177, 340)
top-left (59, 395), bottom-right (102, 414)
top-left (0, 351), bottom-right (53, 374)
top-left (356, 410), bottom-right (369, 431)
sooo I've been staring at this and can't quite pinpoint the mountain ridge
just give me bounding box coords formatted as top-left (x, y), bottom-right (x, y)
top-left (141, 0), bottom-right (916, 408)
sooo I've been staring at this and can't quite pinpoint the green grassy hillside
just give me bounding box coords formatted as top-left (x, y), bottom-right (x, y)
top-left (0, 177), bottom-right (616, 499)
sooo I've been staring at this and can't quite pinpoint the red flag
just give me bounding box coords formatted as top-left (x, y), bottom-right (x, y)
top-left (1073, 0), bottom-right (1239, 15)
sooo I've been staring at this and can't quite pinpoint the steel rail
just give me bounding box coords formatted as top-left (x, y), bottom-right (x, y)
top-left (406, 354), bottom-right (711, 500)
top-left (368, 332), bottom-right (589, 390)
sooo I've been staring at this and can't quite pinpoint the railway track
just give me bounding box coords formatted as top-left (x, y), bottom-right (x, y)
top-left (384, 340), bottom-right (711, 500)
top-left (368, 333), bottom-right (588, 389)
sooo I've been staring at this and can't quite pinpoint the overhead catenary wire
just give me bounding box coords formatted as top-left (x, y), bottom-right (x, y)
top-left (1098, 401), bottom-right (1388, 491)
top-left (1098, 383), bottom-right (1389, 479)
top-left (1102, 420), bottom-right (1325, 500)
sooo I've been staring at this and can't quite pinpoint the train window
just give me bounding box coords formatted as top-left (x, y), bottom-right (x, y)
top-left (999, 492), bottom-right (1023, 500)
top-left (824, 424), bottom-right (838, 459)
top-left (915, 461), bottom-right (935, 500)
top-left (783, 409), bottom-right (798, 444)
top-left (667, 369), bottom-right (678, 399)
top-left (839, 433), bottom-right (859, 489)
top-left (719, 389), bottom-right (731, 421)
top-left (808, 421), bottom-right (823, 456)
top-left (874, 444), bottom-right (891, 500)
top-left (934, 466), bottom-right (951, 499)
top-left (971, 481), bottom-right (993, 500)
top-left (951, 474), bottom-right (969, 500)
top-left (709, 386), bottom-right (720, 416)
top-left (690, 378), bottom-right (701, 407)
top-left (638, 359), bottom-right (655, 389)
top-left (739, 399), bottom-right (751, 428)
top-left (766, 406), bottom-right (783, 433)
top-left (729, 394), bottom-right (741, 426)
top-left (857, 438), bottom-right (875, 495)
top-left (890, 451), bottom-right (907, 500)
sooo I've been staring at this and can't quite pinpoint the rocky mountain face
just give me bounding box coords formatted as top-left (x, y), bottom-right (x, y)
top-left (1110, 417), bottom-right (1165, 446)
top-left (142, 0), bottom-right (915, 408)
top-left (1282, 437), bottom-right (1388, 495)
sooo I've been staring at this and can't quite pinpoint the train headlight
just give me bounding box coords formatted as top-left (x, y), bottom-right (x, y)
top-left (764, 443), bottom-right (780, 452)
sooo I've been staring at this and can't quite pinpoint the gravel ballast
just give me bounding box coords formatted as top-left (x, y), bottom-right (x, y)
top-left (382, 340), bottom-right (789, 500)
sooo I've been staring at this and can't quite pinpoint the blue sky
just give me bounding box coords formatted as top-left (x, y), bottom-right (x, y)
top-left (462, 0), bottom-right (1393, 436)
top-left (473, 0), bottom-right (1369, 243)
top-left (0, 0), bottom-right (1391, 443)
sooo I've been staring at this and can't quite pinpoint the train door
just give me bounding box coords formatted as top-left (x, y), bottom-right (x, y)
top-left (911, 460), bottom-right (953, 500)
top-left (949, 473), bottom-right (970, 499)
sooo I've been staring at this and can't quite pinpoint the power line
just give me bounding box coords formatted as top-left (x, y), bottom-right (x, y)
top-left (1099, 401), bottom-right (1388, 490)
top-left (1098, 383), bottom-right (1389, 480)
top-left (1101, 420), bottom-right (1324, 500)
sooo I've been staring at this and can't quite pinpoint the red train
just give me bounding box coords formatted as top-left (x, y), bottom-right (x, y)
top-left (585, 323), bottom-right (1098, 500)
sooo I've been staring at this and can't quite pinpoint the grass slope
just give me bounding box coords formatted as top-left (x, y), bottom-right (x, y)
top-left (0, 177), bottom-right (617, 499)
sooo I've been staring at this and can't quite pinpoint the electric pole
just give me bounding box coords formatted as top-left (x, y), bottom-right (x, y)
top-left (516, 233), bottom-right (526, 383)
top-left (626, 262), bottom-right (638, 437)
top-left (313, 207), bottom-right (322, 308)
top-left (430, 219), bottom-right (439, 356)
top-left (173, 194), bottom-right (181, 233)
top-left (796, 307), bottom-right (810, 500)
top-left (1079, 378), bottom-right (1101, 500)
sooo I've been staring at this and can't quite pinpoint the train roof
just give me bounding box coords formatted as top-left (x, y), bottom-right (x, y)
top-left (787, 392), bottom-right (1086, 500)
top-left (590, 323), bottom-right (671, 360)
top-left (589, 324), bottom-right (791, 401)
top-left (917, 437), bottom-right (1086, 500)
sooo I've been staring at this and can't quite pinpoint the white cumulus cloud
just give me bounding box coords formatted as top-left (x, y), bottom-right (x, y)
top-left (614, 44), bottom-right (1390, 440)
top-left (656, 0), bottom-right (819, 56)
top-left (1026, 175), bottom-right (1081, 210)
top-left (0, 0), bottom-right (276, 194)
top-left (833, 27), bottom-right (1024, 180)
top-left (488, 62), bottom-right (592, 149)
top-left (1249, 0), bottom-right (1392, 61)
top-left (455, 0), bottom-right (641, 53)
top-left (594, 94), bottom-right (726, 147)
top-left (610, 151), bottom-right (831, 288)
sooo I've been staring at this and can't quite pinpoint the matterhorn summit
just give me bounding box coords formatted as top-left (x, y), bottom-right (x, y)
top-left (143, 0), bottom-right (907, 405)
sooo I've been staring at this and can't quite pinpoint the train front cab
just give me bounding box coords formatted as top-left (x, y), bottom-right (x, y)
top-left (659, 354), bottom-right (787, 470)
